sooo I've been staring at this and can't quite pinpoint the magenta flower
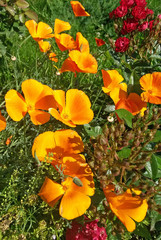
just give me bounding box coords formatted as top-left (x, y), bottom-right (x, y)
top-left (66, 217), bottom-right (107, 240)
top-left (115, 37), bottom-right (130, 52)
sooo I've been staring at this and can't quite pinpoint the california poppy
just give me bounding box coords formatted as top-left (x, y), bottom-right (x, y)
top-left (38, 40), bottom-right (51, 53)
top-left (32, 129), bottom-right (84, 166)
top-left (49, 89), bottom-right (94, 127)
top-left (54, 19), bottom-right (71, 35)
top-left (0, 111), bottom-right (6, 131)
top-left (54, 33), bottom-right (76, 51)
top-left (95, 38), bottom-right (106, 47)
top-left (103, 184), bottom-right (148, 232)
top-left (75, 32), bottom-right (89, 53)
top-left (39, 161), bottom-right (95, 220)
top-left (25, 20), bottom-right (54, 41)
top-left (70, 1), bottom-right (90, 17)
top-left (102, 69), bottom-right (127, 104)
top-left (48, 52), bottom-right (58, 62)
top-left (140, 72), bottom-right (161, 104)
top-left (115, 93), bottom-right (147, 116)
top-left (53, 19), bottom-right (75, 51)
top-left (5, 79), bottom-right (56, 125)
top-left (60, 50), bottom-right (97, 74)
top-left (6, 136), bottom-right (12, 146)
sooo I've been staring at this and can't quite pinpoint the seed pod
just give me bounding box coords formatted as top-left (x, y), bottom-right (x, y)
top-left (73, 177), bottom-right (83, 187)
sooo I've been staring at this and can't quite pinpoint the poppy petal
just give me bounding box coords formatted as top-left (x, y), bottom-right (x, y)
top-left (28, 110), bottom-right (50, 125)
top-left (59, 57), bottom-right (79, 73)
top-left (65, 89), bottom-right (94, 124)
top-left (59, 189), bottom-right (91, 219)
top-left (53, 129), bottom-right (84, 154)
top-left (55, 33), bottom-right (76, 51)
top-left (54, 19), bottom-right (71, 35)
top-left (76, 32), bottom-right (89, 53)
top-left (102, 69), bottom-right (124, 94)
top-left (38, 177), bottom-right (64, 207)
top-left (70, 1), bottom-right (90, 17)
top-left (32, 131), bottom-right (56, 162)
top-left (5, 89), bottom-right (27, 121)
top-left (49, 108), bottom-right (76, 127)
top-left (48, 52), bottom-right (58, 62)
top-left (0, 111), bottom-right (6, 131)
top-left (36, 22), bottom-right (54, 39)
top-left (95, 38), bottom-right (105, 47)
top-left (25, 20), bottom-right (37, 39)
top-left (38, 40), bottom-right (51, 52)
top-left (69, 50), bottom-right (98, 73)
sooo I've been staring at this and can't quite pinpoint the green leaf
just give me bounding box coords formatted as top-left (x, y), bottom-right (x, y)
top-left (115, 109), bottom-right (134, 128)
top-left (24, 10), bottom-right (38, 22)
top-left (19, 13), bottom-right (26, 23)
top-left (152, 130), bottom-right (161, 142)
top-left (145, 154), bottom-right (158, 179)
top-left (16, 0), bottom-right (29, 8)
top-left (134, 224), bottom-right (152, 239)
top-left (6, 6), bottom-right (16, 16)
top-left (118, 147), bottom-right (131, 159)
top-left (150, 210), bottom-right (161, 231)
top-left (84, 124), bottom-right (102, 137)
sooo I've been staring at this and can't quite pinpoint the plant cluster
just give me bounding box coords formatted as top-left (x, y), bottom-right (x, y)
top-left (109, 0), bottom-right (161, 57)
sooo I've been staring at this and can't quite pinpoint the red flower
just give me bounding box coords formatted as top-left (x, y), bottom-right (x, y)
top-left (121, 18), bottom-right (138, 35)
top-left (115, 37), bottom-right (130, 52)
top-left (120, 0), bottom-right (135, 8)
top-left (134, 0), bottom-right (147, 7)
top-left (138, 21), bottom-right (149, 31)
top-left (149, 20), bottom-right (154, 31)
top-left (114, 5), bottom-right (128, 18)
top-left (132, 6), bottom-right (148, 20)
top-left (95, 38), bottom-right (106, 47)
top-left (66, 217), bottom-right (107, 240)
top-left (146, 8), bottom-right (154, 15)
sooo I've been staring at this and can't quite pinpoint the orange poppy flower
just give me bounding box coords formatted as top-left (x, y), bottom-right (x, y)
top-left (5, 79), bottom-right (56, 125)
top-left (48, 52), bottom-right (58, 62)
top-left (140, 72), bottom-right (161, 104)
top-left (54, 33), bottom-right (76, 51)
top-left (38, 40), bottom-right (51, 53)
top-left (38, 161), bottom-right (95, 220)
top-left (49, 89), bottom-right (94, 127)
top-left (75, 32), bottom-right (89, 53)
top-left (103, 184), bottom-right (148, 232)
top-left (32, 129), bottom-right (84, 166)
top-left (60, 50), bottom-right (98, 74)
top-left (6, 135), bottom-right (12, 146)
top-left (0, 111), bottom-right (6, 131)
top-left (54, 19), bottom-right (71, 35)
top-left (115, 93), bottom-right (147, 116)
top-left (70, 1), bottom-right (90, 17)
top-left (102, 69), bottom-right (127, 104)
top-left (53, 19), bottom-right (75, 51)
top-left (95, 38), bottom-right (106, 47)
top-left (25, 20), bottom-right (54, 42)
